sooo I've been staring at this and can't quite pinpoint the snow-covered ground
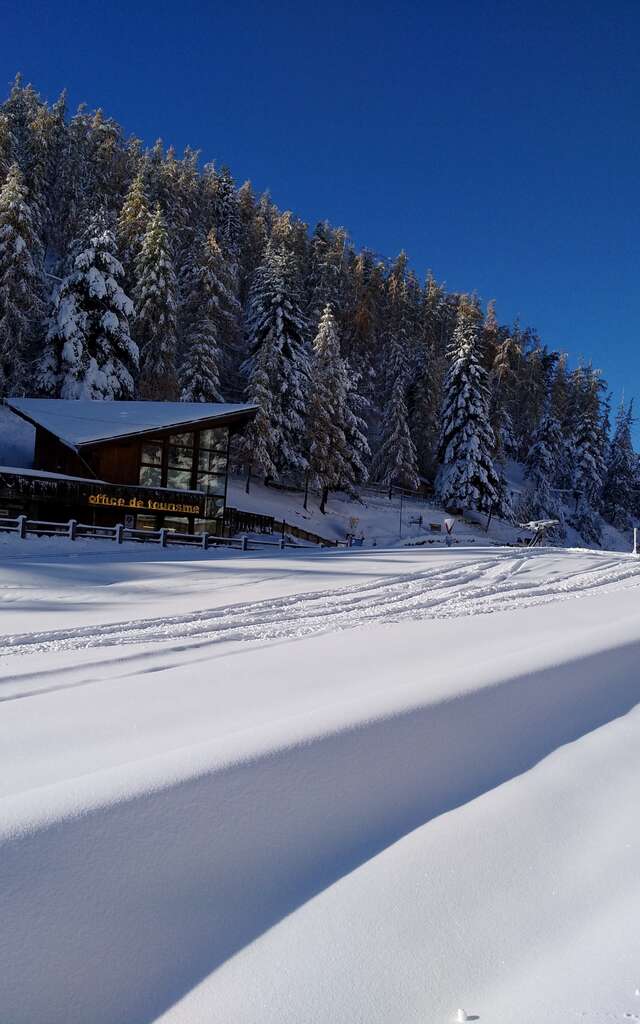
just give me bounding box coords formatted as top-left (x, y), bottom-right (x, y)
top-left (227, 473), bottom-right (531, 547)
top-left (229, 471), bottom-right (637, 552)
top-left (2, 539), bottom-right (640, 1023)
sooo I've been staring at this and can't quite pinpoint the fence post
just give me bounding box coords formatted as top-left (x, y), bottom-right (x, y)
top-left (115, 524), bottom-right (124, 544)
top-left (159, 528), bottom-right (167, 548)
top-left (202, 532), bottom-right (209, 550)
top-left (17, 514), bottom-right (27, 539)
top-left (241, 534), bottom-right (248, 551)
top-left (279, 536), bottom-right (286, 550)
top-left (68, 519), bottom-right (77, 541)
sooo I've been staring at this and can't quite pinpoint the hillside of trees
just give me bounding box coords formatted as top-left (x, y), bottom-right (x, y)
top-left (0, 75), bottom-right (637, 543)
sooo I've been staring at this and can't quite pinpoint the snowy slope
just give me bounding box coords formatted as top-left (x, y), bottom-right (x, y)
top-left (230, 472), bottom-right (638, 552)
top-left (1, 542), bottom-right (640, 1023)
top-left (228, 473), bottom-right (527, 547)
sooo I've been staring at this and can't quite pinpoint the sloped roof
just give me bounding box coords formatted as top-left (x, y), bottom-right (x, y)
top-left (5, 399), bottom-right (257, 449)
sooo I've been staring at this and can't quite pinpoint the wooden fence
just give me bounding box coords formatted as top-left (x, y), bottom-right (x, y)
top-left (0, 515), bottom-right (337, 552)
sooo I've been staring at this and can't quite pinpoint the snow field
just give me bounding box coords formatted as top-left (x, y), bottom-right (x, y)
top-left (1, 546), bottom-right (638, 660)
top-left (1, 543), bottom-right (640, 1023)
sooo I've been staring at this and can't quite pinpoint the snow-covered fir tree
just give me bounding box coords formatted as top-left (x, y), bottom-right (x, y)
top-left (134, 206), bottom-right (179, 400)
top-left (342, 369), bottom-right (370, 494)
top-left (178, 229), bottom-right (240, 402)
top-left (569, 369), bottom-right (608, 544)
top-left (437, 299), bottom-right (510, 516)
top-left (572, 370), bottom-right (607, 509)
top-left (306, 222), bottom-right (351, 336)
top-left (370, 336), bottom-right (419, 492)
top-left (517, 409), bottom-right (565, 532)
top-left (306, 306), bottom-right (349, 511)
top-left (524, 411), bottom-right (563, 501)
top-left (240, 241), bottom-right (309, 479)
top-left (239, 340), bottom-right (278, 492)
top-left (306, 305), bottom-right (368, 511)
top-left (0, 164), bottom-right (46, 394)
top-left (179, 322), bottom-right (223, 403)
top-left (0, 114), bottom-right (14, 181)
top-left (601, 400), bottom-right (636, 531)
top-left (40, 210), bottom-right (137, 399)
top-left (116, 171), bottom-right (149, 290)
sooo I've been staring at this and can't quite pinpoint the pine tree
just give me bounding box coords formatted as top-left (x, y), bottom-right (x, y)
top-left (342, 368), bottom-right (370, 493)
top-left (437, 299), bottom-right (508, 514)
top-left (117, 171), bottom-right (149, 289)
top-left (341, 248), bottom-right (384, 391)
top-left (54, 104), bottom-right (94, 266)
top-left (0, 164), bottom-right (46, 395)
top-left (178, 229), bottom-right (239, 402)
top-left (306, 222), bottom-right (351, 336)
top-left (370, 373), bottom-right (419, 491)
top-left (306, 306), bottom-right (368, 511)
top-left (40, 210), bottom-right (137, 399)
top-left (213, 166), bottom-right (241, 274)
top-left (0, 113), bottom-right (14, 180)
top-left (239, 340), bottom-right (279, 492)
top-left (86, 110), bottom-right (127, 215)
top-left (601, 401), bottom-right (636, 531)
top-left (134, 207), bottom-right (179, 400)
top-left (237, 180), bottom-right (268, 302)
top-left (408, 272), bottom-right (448, 479)
top-left (567, 368), bottom-right (607, 545)
top-left (572, 369), bottom-right (606, 510)
top-left (520, 410), bottom-right (565, 527)
top-left (482, 300), bottom-right (500, 369)
top-left (525, 411), bottom-right (563, 493)
top-left (306, 306), bottom-right (348, 511)
top-left (179, 331), bottom-right (223, 403)
top-left (182, 228), bottom-right (241, 394)
top-left (241, 242), bottom-right (309, 479)
top-left (370, 336), bottom-right (419, 492)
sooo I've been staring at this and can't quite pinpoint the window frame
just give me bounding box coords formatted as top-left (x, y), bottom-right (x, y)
top-left (137, 427), bottom-right (230, 510)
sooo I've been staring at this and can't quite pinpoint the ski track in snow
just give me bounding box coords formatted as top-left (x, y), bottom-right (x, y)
top-left (2, 549), bottom-right (640, 657)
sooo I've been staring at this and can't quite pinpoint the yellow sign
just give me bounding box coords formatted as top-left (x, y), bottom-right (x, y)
top-left (88, 494), bottom-right (202, 515)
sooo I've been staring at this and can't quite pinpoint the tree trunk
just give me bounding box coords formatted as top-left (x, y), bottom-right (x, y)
top-left (303, 470), bottom-right (310, 511)
top-left (320, 486), bottom-right (329, 514)
top-left (245, 464), bottom-right (252, 494)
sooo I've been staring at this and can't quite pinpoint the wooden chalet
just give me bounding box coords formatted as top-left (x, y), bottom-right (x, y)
top-left (0, 399), bottom-right (257, 534)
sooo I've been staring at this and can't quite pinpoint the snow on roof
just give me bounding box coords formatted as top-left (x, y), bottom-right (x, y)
top-left (0, 465), bottom-right (104, 483)
top-left (5, 399), bottom-right (257, 449)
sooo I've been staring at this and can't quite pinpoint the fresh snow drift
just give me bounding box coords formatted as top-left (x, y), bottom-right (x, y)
top-left (1, 540), bottom-right (640, 1024)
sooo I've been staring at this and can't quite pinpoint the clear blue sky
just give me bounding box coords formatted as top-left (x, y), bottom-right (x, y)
top-left (3, 0), bottom-right (640, 432)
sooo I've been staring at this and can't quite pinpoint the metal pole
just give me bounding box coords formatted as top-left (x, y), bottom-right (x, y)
top-left (633, 527), bottom-right (638, 556)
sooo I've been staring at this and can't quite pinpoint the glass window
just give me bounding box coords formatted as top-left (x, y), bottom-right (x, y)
top-left (136, 514), bottom-right (158, 531)
top-left (194, 518), bottom-right (222, 535)
top-left (140, 464), bottom-right (162, 487)
top-left (169, 432), bottom-right (194, 446)
top-left (141, 442), bottom-right (162, 466)
top-left (199, 427), bottom-right (228, 452)
top-left (168, 445), bottom-right (193, 470)
top-left (197, 472), bottom-right (226, 496)
top-left (197, 449), bottom-right (227, 474)
top-left (204, 495), bottom-right (225, 519)
top-left (163, 516), bottom-right (190, 533)
top-left (167, 468), bottom-right (193, 491)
